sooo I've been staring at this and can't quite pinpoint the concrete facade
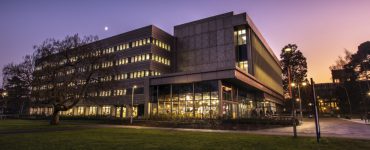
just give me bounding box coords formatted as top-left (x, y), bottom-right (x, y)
top-left (31, 12), bottom-right (284, 119)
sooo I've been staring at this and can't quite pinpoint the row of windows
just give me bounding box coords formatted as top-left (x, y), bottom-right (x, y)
top-left (102, 47), bottom-right (114, 55)
top-left (131, 38), bottom-right (151, 48)
top-left (102, 61), bottom-right (114, 68)
top-left (116, 53), bottom-right (170, 67)
top-left (152, 38), bottom-right (171, 51)
top-left (100, 76), bottom-right (112, 82)
top-left (30, 105), bottom-right (135, 118)
top-left (35, 38), bottom-right (171, 71)
top-left (117, 43), bottom-right (130, 51)
top-left (33, 70), bottom-right (162, 90)
top-left (47, 53), bottom-right (168, 77)
top-left (116, 58), bottom-right (129, 65)
top-left (131, 54), bottom-right (151, 63)
top-left (116, 70), bottom-right (161, 80)
top-left (97, 89), bottom-right (127, 97)
top-left (152, 54), bottom-right (170, 66)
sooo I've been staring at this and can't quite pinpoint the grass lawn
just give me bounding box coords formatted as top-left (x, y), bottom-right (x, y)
top-left (0, 120), bottom-right (370, 150)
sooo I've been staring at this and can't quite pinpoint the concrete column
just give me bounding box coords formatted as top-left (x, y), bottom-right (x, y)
top-left (247, 27), bottom-right (254, 75)
top-left (156, 85), bottom-right (159, 116)
top-left (218, 80), bottom-right (223, 118)
top-left (126, 104), bottom-right (131, 118)
top-left (170, 84), bottom-right (173, 117)
top-left (120, 106), bottom-right (123, 118)
top-left (192, 83), bottom-right (195, 118)
top-left (144, 78), bottom-right (150, 117)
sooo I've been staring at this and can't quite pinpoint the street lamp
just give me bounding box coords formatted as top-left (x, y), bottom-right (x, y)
top-left (291, 83), bottom-right (296, 87)
top-left (130, 85), bottom-right (137, 124)
top-left (297, 82), bottom-right (307, 122)
top-left (284, 45), bottom-right (297, 138)
top-left (284, 47), bottom-right (292, 52)
top-left (2, 91), bottom-right (7, 97)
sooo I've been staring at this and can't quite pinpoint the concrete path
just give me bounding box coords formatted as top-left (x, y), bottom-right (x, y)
top-left (257, 118), bottom-right (370, 139)
top-left (95, 118), bottom-right (370, 140)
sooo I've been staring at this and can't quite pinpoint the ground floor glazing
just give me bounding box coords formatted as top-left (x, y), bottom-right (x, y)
top-left (29, 80), bottom-right (282, 119)
top-left (149, 80), bottom-right (281, 119)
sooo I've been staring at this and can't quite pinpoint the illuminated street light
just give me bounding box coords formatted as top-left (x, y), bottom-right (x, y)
top-left (368, 91), bottom-right (370, 96)
top-left (308, 103), bottom-right (312, 106)
top-left (302, 82), bottom-right (307, 86)
top-left (291, 83), bottom-right (296, 87)
top-left (2, 91), bottom-right (7, 97)
top-left (284, 47), bottom-right (292, 52)
top-left (296, 98), bottom-right (300, 102)
top-left (130, 85), bottom-right (137, 124)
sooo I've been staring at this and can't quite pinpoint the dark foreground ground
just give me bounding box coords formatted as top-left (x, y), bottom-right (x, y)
top-left (0, 119), bottom-right (369, 150)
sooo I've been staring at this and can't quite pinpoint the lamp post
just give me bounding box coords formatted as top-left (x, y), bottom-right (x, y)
top-left (284, 46), bottom-right (297, 138)
top-left (130, 85), bottom-right (137, 124)
top-left (298, 82), bottom-right (306, 122)
top-left (292, 82), bottom-right (306, 122)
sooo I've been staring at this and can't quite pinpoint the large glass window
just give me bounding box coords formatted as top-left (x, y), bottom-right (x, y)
top-left (158, 85), bottom-right (171, 116)
top-left (102, 106), bottom-right (111, 115)
top-left (153, 81), bottom-right (219, 119)
top-left (87, 106), bottom-right (97, 116)
top-left (115, 106), bottom-right (126, 118)
top-left (77, 106), bottom-right (84, 115)
top-left (235, 29), bottom-right (247, 45)
top-left (235, 28), bottom-right (249, 73)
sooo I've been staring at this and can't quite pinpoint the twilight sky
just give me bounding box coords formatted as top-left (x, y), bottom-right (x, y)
top-left (1, 0), bottom-right (370, 86)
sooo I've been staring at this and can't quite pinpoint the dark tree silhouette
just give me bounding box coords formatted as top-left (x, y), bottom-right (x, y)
top-left (32, 34), bottom-right (114, 125)
top-left (2, 55), bottom-right (34, 115)
top-left (343, 41), bottom-right (370, 115)
top-left (345, 41), bottom-right (370, 81)
top-left (329, 49), bottom-right (352, 71)
top-left (280, 44), bottom-right (308, 92)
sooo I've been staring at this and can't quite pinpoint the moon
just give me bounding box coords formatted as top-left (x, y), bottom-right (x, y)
top-left (104, 26), bottom-right (108, 31)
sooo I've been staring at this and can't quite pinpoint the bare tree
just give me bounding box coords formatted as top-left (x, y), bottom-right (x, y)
top-left (32, 34), bottom-right (115, 125)
top-left (329, 49), bottom-right (352, 70)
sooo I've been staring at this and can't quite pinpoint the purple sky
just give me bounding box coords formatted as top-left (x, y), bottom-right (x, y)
top-left (1, 0), bottom-right (370, 86)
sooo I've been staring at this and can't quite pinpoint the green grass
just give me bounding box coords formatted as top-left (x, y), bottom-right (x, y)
top-left (0, 119), bottom-right (85, 131)
top-left (0, 120), bottom-right (369, 150)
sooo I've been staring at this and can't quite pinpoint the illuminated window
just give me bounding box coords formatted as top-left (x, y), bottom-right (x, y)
top-left (102, 106), bottom-right (111, 115)
top-left (87, 106), bottom-right (97, 116)
top-left (236, 29), bottom-right (247, 45)
top-left (114, 89), bottom-right (126, 96)
top-left (236, 61), bottom-right (248, 73)
top-left (77, 106), bottom-right (84, 115)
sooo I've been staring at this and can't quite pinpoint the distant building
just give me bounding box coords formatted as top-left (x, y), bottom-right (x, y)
top-left (315, 61), bottom-right (369, 115)
top-left (30, 12), bottom-right (284, 119)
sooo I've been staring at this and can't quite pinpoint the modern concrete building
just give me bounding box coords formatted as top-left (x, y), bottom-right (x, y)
top-left (30, 12), bottom-right (284, 119)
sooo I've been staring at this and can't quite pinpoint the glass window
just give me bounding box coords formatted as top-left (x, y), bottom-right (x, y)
top-left (77, 106), bottom-right (84, 115)
top-left (236, 29), bottom-right (247, 45)
top-left (102, 106), bottom-right (111, 115)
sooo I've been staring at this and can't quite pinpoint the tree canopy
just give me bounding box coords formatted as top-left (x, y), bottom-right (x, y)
top-left (280, 44), bottom-right (308, 92)
top-left (32, 34), bottom-right (109, 125)
top-left (2, 55), bottom-right (34, 114)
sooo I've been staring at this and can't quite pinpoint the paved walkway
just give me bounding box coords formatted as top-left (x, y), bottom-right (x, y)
top-left (2, 118), bottom-right (369, 140)
top-left (257, 118), bottom-right (370, 139)
top-left (95, 118), bottom-right (370, 140)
